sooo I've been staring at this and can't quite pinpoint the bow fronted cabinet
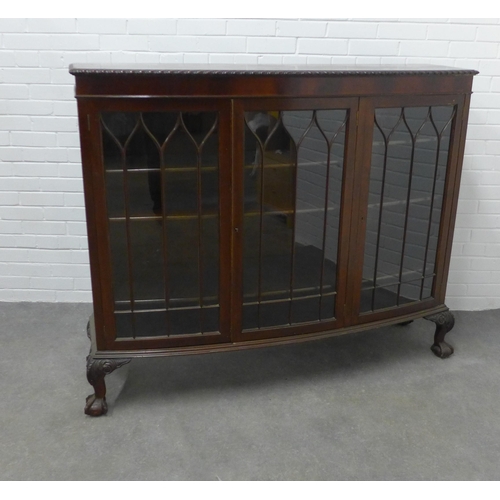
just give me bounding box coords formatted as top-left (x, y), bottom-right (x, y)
top-left (70, 64), bottom-right (477, 416)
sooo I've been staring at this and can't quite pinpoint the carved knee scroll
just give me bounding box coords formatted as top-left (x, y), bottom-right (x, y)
top-left (424, 310), bottom-right (455, 359)
top-left (85, 356), bottom-right (131, 416)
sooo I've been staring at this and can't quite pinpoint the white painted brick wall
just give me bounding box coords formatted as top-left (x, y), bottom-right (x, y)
top-left (0, 18), bottom-right (499, 309)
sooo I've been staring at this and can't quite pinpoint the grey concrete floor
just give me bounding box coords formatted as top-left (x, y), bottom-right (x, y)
top-left (1, 302), bottom-right (499, 480)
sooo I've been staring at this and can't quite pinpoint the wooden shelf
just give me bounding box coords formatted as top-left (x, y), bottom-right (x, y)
top-left (108, 213), bottom-right (219, 222)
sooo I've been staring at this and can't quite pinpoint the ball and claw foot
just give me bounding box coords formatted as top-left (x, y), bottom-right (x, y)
top-left (424, 310), bottom-right (455, 359)
top-left (85, 393), bottom-right (108, 417)
top-left (431, 341), bottom-right (454, 359)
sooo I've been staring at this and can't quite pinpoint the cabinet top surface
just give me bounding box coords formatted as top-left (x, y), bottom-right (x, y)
top-left (69, 63), bottom-right (478, 76)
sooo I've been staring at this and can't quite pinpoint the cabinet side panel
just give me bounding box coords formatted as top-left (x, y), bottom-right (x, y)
top-left (433, 94), bottom-right (471, 303)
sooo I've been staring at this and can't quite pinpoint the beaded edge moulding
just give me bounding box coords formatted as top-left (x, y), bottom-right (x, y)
top-left (69, 64), bottom-right (479, 76)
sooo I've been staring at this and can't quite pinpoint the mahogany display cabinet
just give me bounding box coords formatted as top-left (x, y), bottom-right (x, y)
top-left (70, 64), bottom-right (477, 416)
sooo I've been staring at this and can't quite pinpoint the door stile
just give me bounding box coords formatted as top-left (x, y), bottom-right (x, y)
top-left (333, 98), bottom-right (361, 328)
top-left (216, 100), bottom-right (234, 340)
top-left (345, 97), bottom-right (376, 324)
top-left (230, 99), bottom-right (246, 342)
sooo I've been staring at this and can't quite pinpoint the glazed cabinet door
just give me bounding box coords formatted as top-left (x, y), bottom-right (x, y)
top-left (350, 95), bottom-right (468, 325)
top-left (232, 98), bottom-right (359, 341)
top-left (81, 98), bottom-right (232, 350)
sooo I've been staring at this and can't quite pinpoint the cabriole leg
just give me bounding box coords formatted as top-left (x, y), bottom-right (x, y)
top-left (85, 356), bottom-right (131, 416)
top-left (424, 309), bottom-right (455, 359)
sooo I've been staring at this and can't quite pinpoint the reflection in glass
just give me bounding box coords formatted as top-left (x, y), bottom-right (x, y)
top-left (101, 111), bottom-right (220, 338)
top-left (242, 109), bottom-right (348, 330)
top-left (360, 105), bottom-right (455, 313)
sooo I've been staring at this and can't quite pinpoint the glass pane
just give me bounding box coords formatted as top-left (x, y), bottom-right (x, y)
top-left (129, 219), bottom-right (165, 302)
top-left (101, 111), bottom-right (220, 338)
top-left (134, 310), bottom-right (168, 338)
top-left (242, 109), bottom-right (347, 330)
top-left (361, 105), bottom-right (455, 313)
top-left (105, 172), bottom-right (125, 218)
top-left (115, 313), bottom-right (134, 339)
top-left (109, 221), bottom-right (129, 304)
